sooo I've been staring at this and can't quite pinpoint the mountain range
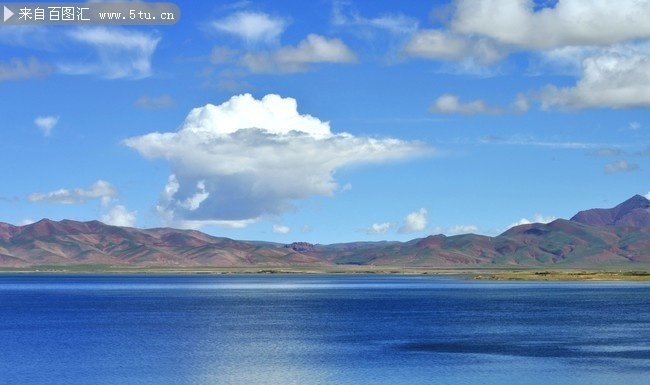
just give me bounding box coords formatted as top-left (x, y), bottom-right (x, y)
top-left (1, 195), bottom-right (649, 268)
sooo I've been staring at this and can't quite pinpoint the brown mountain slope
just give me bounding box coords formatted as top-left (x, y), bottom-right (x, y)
top-left (1, 195), bottom-right (649, 268)
top-left (0, 219), bottom-right (325, 268)
top-left (571, 195), bottom-right (650, 227)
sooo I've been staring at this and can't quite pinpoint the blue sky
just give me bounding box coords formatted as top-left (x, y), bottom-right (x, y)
top-left (1, 0), bottom-right (649, 244)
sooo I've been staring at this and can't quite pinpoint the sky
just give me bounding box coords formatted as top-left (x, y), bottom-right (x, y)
top-left (1, 0), bottom-right (650, 244)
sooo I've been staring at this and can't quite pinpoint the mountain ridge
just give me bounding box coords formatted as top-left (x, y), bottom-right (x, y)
top-left (1, 195), bottom-right (649, 268)
top-left (571, 195), bottom-right (650, 227)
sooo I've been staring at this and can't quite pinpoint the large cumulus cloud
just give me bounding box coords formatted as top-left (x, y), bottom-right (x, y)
top-left (124, 94), bottom-right (429, 229)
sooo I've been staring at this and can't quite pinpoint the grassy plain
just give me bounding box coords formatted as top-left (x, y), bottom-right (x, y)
top-left (0, 265), bottom-right (649, 281)
top-left (472, 270), bottom-right (650, 281)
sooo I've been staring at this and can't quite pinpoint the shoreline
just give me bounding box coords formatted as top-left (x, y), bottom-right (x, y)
top-left (0, 265), bottom-right (649, 281)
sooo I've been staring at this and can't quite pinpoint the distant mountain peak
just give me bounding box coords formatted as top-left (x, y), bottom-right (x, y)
top-left (620, 194), bottom-right (650, 209)
top-left (570, 194), bottom-right (650, 227)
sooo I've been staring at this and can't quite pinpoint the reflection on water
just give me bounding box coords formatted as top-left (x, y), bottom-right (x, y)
top-left (0, 274), bottom-right (460, 290)
top-left (0, 275), bottom-right (648, 385)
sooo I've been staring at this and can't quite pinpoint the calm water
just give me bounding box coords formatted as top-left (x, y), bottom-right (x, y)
top-left (0, 275), bottom-right (648, 385)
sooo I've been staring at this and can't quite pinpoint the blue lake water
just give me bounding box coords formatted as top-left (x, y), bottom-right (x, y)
top-left (0, 274), bottom-right (648, 385)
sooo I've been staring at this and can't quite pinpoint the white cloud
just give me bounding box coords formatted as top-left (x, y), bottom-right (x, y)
top-left (18, 218), bottom-right (35, 226)
top-left (332, 2), bottom-right (419, 35)
top-left (134, 95), bottom-right (175, 109)
top-left (446, 224), bottom-right (479, 235)
top-left (101, 205), bottom-right (137, 227)
top-left (508, 214), bottom-right (557, 229)
top-left (61, 27), bottom-right (160, 79)
top-left (0, 25), bottom-right (58, 50)
top-left (0, 57), bottom-right (51, 80)
top-left (272, 224), bottom-right (291, 234)
top-left (0, 27), bottom-right (159, 80)
top-left (403, 30), bottom-right (504, 64)
top-left (363, 15), bottom-right (418, 35)
top-left (429, 93), bottom-right (501, 115)
top-left (242, 34), bottom-right (357, 73)
top-left (210, 46), bottom-right (239, 64)
top-left (211, 11), bottom-right (287, 44)
top-left (604, 160), bottom-right (639, 174)
top-left (398, 208), bottom-right (428, 234)
top-left (340, 183), bottom-right (352, 192)
top-left (534, 46), bottom-right (596, 76)
top-left (34, 115), bottom-right (59, 137)
top-left (201, 68), bottom-right (252, 92)
top-left (451, 0), bottom-right (650, 51)
top-left (540, 45), bottom-right (650, 109)
top-left (365, 222), bottom-right (393, 235)
top-left (479, 135), bottom-right (592, 149)
top-left (589, 147), bottom-right (621, 157)
top-left (401, 1), bottom-right (650, 110)
top-left (645, 192), bottom-right (650, 200)
top-left (512, 93), bottom-right (530, 112)
top-left (124, 94), bottom-right (429, 229)
top-left (403, 30), bottom-right (468, 60)
top-left (178, 180), bottom-right (210, 211)
top-left (27, 180), bottom-right (118, 205)
top-left (275, 34), bottom-right (358, 64)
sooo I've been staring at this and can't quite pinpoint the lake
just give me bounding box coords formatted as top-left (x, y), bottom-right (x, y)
top-left (0, 274), bottom-right (648, 385)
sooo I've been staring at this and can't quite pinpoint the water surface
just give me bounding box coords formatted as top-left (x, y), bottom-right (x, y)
top-left (0, 275), bottom-right (648, 385)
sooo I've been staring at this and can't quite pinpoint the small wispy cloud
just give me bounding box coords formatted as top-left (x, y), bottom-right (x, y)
top-left (134, 95), bottom-right (175, 109)
top-left (61, 27), bottom-right (160, 79)
top-left (241, 34), bottom-right (357, 73)
top-left (210, 46), bottom-right (239, 64)
top-left (27, 180), bottom-right (118, 205)
top-left (604, 160), bottom-right (639, 174)
top-left (34, 115), bottom-right (59, 137)
top-left (431, 224), bottom-right (480, 235)
top-left (101, 205), bottom-right (137, 227)
top-left (18, 218), bottom-right (36, 226)
top-left (332, 1), bottom-right (419, 35)
top-left (365, 222), bottom-right (393, 235)
top-left (429, 93), bottom-right (529, 115)
top-left (272, 224), bottom-right (291, 234)
top-left (479, 135), bottom-right (594, 149)
top-left (430, 94), bottom-right (501, 115)
top-left (398, 208), bottom-right (428, 234)
top-left (0, 57), bottom-right (52, 80)
top-left (508, 214), bottom-right (556, 229)
top-left (446, 224), bottom-right (479, 235)
top-left (210, 11), bottom-right (287, 45)
top-left (588, 147), bottom-right (621, 157)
